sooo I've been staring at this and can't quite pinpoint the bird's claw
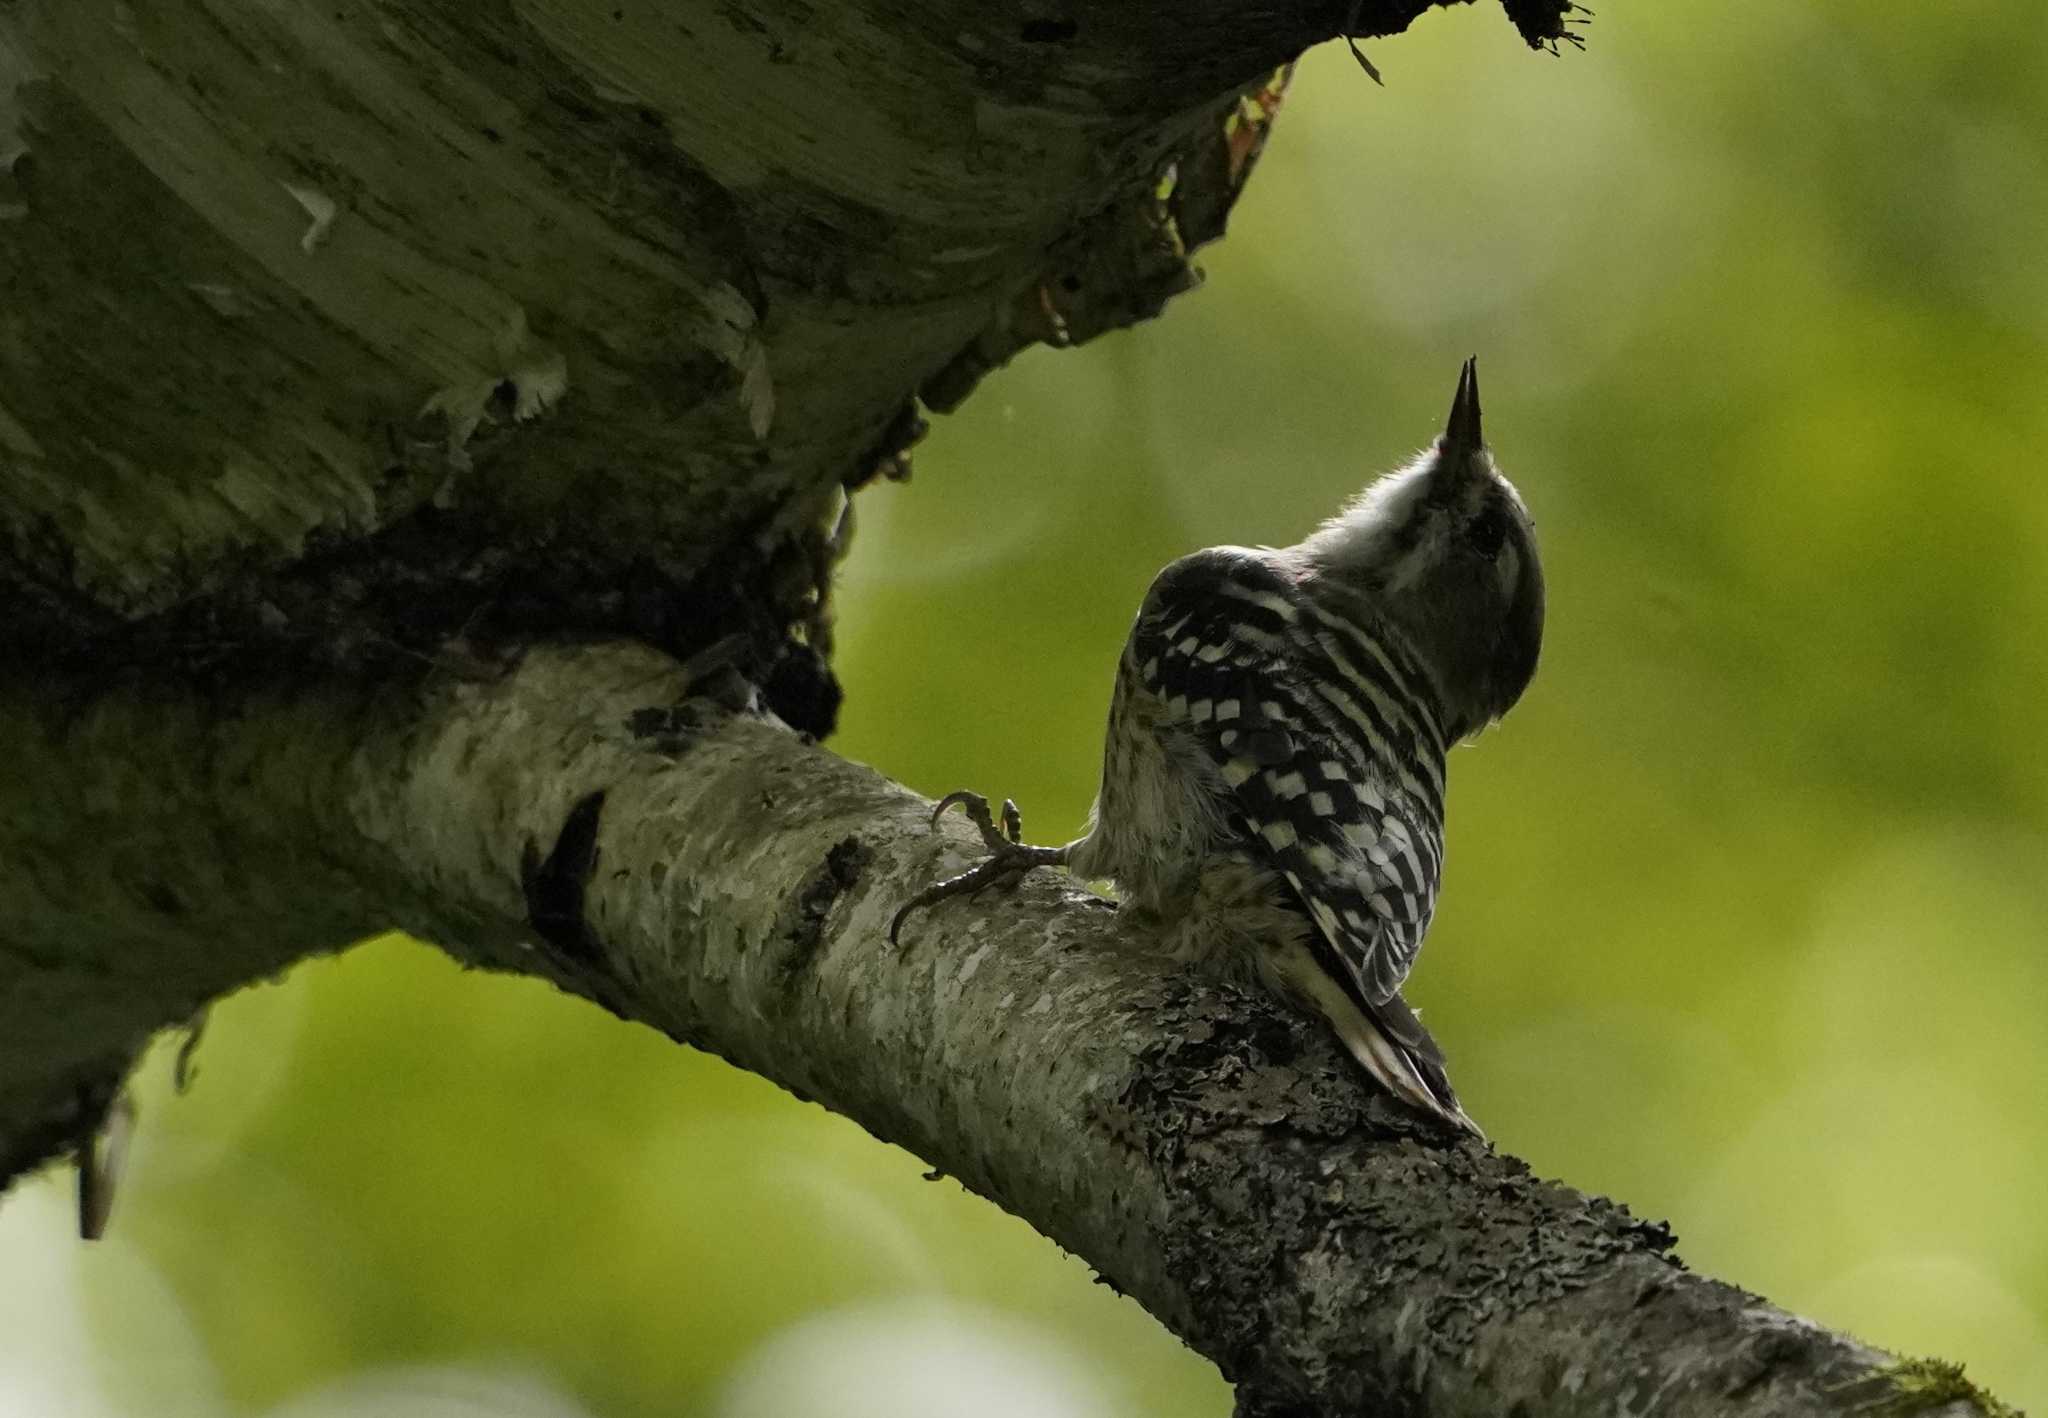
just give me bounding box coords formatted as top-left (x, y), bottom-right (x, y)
top-left (929, 790), bottom-right (1025, 850)
top-left (891, 790), bottom-right (1065, 944)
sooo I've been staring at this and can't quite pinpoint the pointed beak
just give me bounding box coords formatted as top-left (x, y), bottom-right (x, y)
top-left (1444, 357), bottom-right (1483, 452)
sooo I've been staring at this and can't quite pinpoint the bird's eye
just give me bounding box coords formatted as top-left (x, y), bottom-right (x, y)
top-left (1466, 507), bottom-right (1508, 558)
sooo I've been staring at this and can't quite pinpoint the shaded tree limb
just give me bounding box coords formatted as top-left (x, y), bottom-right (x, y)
top-left (1, 0), bottom-right (1574, 681)
top-left (0, 644), bottom-right (2011, 1418)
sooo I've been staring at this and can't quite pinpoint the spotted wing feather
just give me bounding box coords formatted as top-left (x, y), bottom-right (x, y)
top-left (1132, 548), bottom-right (1446, 1004)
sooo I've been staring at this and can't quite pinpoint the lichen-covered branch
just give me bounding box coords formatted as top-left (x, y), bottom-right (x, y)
top-left (0, 644), bottom-right (2008, 1418)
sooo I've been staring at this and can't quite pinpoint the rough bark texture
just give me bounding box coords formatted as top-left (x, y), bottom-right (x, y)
top-left (2, 3), bottom-right (2013, 1416)
top-left (0, 644), bottom-right (2005, 1418)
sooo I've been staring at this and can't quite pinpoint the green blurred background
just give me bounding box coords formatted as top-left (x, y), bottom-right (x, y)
top-left (5, 4), bottom-right (2045, 1414)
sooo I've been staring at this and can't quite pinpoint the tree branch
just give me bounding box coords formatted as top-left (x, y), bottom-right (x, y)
top-left (0, 644), bottom-right (2008, 1417)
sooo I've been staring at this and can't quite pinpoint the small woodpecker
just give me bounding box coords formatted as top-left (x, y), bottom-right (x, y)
top-left (893, 360), bottom-right (1543, 1135)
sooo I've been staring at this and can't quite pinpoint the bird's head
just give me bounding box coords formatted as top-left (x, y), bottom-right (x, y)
top-left (1292, 359), bottom-right (1545, 741)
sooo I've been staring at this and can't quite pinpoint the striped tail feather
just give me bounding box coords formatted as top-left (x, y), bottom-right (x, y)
top-left (1360, 987), bottom-right (1483, 1139)
top-left (1266, 937), bottom-right (1483, 1138)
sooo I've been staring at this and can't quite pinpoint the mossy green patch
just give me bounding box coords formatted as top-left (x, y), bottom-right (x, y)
top-left (1831, 1358), bottom-right (2023, 1417)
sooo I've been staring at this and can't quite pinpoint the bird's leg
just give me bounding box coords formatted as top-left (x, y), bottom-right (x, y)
top-left (889, 790), bottom-right (1068, 943)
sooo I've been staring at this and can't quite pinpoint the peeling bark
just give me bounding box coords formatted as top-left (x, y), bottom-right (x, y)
top-left (0, 644), bottom-right (2006, 1417)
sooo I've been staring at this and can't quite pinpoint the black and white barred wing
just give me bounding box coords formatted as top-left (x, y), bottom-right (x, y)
top-left (1134, 548), bottom-right (1448, 1004)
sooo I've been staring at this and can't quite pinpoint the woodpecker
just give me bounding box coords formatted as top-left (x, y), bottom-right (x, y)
top-left (892, 360), bottom-right (1542, 1135)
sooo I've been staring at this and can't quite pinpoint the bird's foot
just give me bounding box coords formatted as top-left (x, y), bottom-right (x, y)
top-left (889, 791), bottom-right (1068, 943)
